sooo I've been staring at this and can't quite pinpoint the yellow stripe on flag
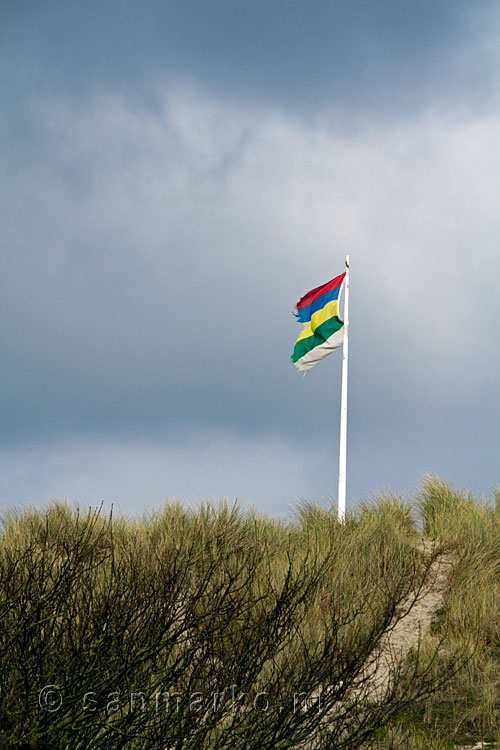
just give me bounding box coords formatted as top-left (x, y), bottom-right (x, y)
top-left (295, 300), bottom-right (339, 342)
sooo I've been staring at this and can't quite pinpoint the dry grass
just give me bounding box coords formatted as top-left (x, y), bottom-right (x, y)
top-left (372, 475), bottom-right (500, 749)
top-left (1, 477), bottom-right (499, 748)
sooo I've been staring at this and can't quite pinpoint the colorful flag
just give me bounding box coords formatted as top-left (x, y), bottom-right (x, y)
top-left (291, 272), bottom-right (346, 372)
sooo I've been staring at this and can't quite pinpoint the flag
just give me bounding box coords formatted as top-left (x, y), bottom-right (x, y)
top-left (291, 272), bottom-right (346, 372)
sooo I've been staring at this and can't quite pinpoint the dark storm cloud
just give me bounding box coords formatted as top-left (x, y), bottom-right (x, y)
top-left (1, 1), bottom-right (499, 512)
top-left (1, 89), bottom-right (498, 453)
top-left (1, 0), bottom-right (498, 114)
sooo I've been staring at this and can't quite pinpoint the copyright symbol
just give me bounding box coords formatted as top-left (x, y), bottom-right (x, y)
top-left (38, 685), bottom-right (63, 712)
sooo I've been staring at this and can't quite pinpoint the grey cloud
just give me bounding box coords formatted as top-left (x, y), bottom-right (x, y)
top-left (2, 90), bottom-right (499, 434)
top-left (0, 434), bottom-right (335, 517)
top-left (1, 0), bottom-right (499, 116)
top-left (1, 82), bottom-right (499, 509)
top-left (2, 1), bottom-right (499, 513)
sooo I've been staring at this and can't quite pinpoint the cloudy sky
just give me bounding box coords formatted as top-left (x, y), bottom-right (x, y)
top-left (1, 0), bottom-right (499, 516)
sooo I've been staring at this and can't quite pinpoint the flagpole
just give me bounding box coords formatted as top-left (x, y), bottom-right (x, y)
top-left (337, 255), bottom-right (350, 522)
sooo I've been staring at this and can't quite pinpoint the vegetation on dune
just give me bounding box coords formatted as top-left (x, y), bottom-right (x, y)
top-left (0, 477), bottom-right (498, 748)
top-left (374, 476), bottom-right (500, 749)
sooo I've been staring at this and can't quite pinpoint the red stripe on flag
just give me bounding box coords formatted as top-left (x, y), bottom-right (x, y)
top-left (296, 272), bottom-right (345, 309)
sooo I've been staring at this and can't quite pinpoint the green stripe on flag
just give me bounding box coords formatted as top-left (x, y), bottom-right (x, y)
top-left (291, 316), bottom-right (344, 363)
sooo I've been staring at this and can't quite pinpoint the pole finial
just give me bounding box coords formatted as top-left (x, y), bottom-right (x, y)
top-left (345, 255), bottom-right (350, 269)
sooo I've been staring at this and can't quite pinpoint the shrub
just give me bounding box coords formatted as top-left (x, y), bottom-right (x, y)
top-left (0, 498), bottom-right (462, 749)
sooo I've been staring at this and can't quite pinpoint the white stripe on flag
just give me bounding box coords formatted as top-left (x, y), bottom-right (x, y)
top-left (293, 326), bottom-right (344, 372)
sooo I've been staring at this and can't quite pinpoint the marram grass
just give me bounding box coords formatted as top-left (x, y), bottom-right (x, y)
top-left (1, 478), bottom-right (500, 749)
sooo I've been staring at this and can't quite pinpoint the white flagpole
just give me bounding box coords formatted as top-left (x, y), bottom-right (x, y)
top-left (337, 255), bottom-right (350, 522)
